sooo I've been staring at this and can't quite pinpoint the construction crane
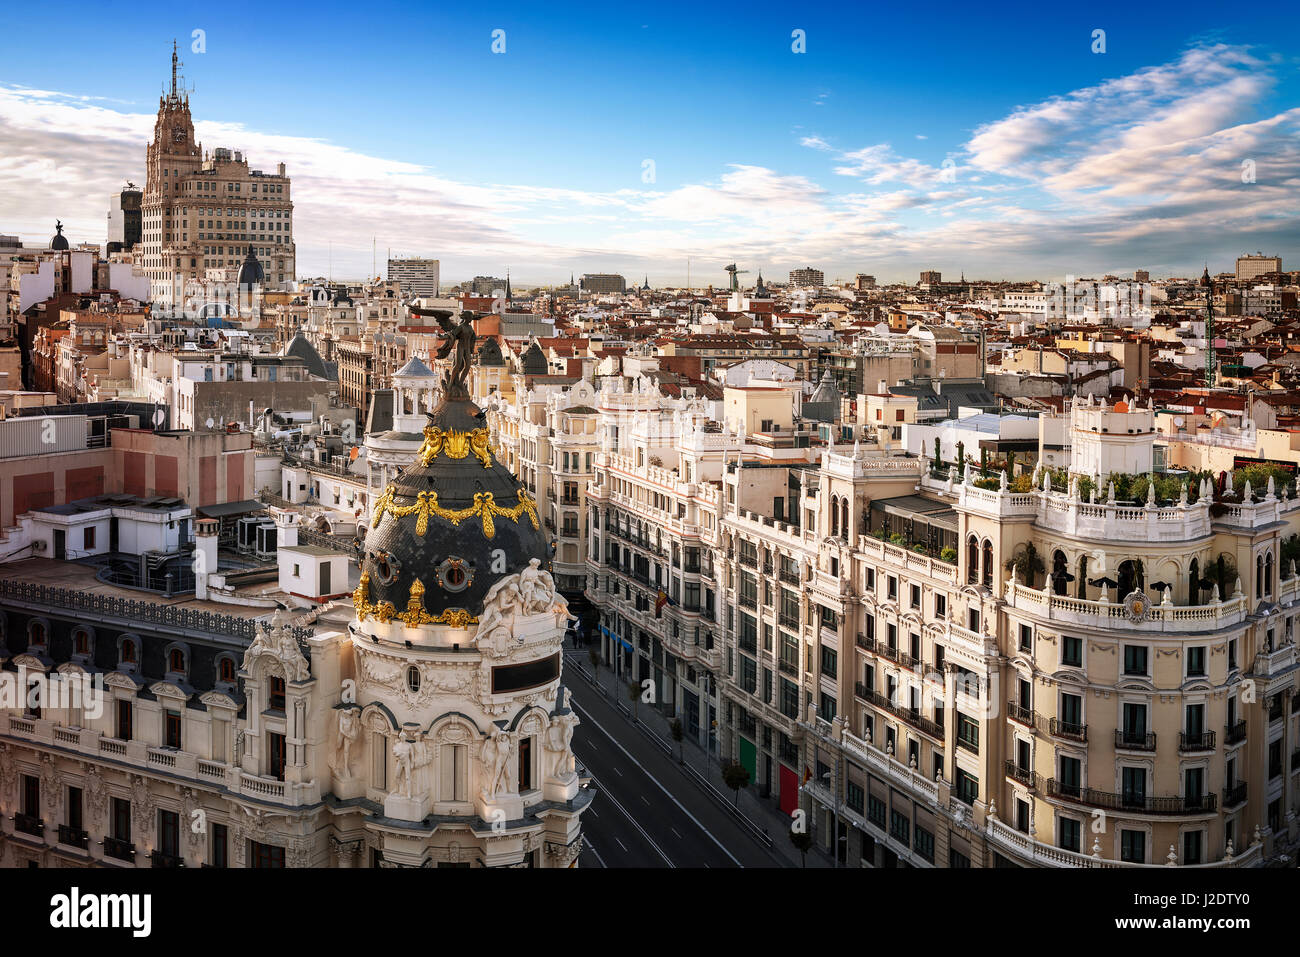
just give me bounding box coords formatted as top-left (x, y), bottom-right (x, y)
top-left (1200, 265), bottom-right (1216, 388)
top-left (723, 263), bottom-right (749, 292)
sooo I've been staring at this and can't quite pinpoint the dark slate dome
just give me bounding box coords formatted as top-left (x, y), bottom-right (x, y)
top-left (50, 221), bottom-right (69, 250)
top-left (238, 245), bottom-right (264, 287)
top-left (477, 337), bottom-right (506, 367)
top-left (359, 395), bottom-right (549, 625)
top-left (520, 341), bottom-right (547, 375)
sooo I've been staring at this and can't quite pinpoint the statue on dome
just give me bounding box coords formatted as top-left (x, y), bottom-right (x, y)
top-left (421, 308), bottom-right (477, 400)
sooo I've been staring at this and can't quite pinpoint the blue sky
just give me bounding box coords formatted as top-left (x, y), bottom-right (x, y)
top-left (1, 0), bottom-right (1297, 284)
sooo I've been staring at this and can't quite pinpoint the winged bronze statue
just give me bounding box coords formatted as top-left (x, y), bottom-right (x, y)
top-left (414, 307), bottom-right (477, 400)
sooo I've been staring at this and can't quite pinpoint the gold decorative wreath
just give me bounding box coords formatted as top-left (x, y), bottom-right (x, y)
top-left (371, 486), bottom-right (539, 540)
top-left (353, 573), bottom-right (479, 628)
top-left (416, 425), bottom-right (493, 469)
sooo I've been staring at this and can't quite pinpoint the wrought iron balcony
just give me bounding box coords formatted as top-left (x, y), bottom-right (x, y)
top-left (779, 569), bottom-right (800, 585)
top-left (104, 836), bottom-right (136, 861)
top-left (1178, 730), bottom-right (1217, 752)
top-left (57, 824), bottom-right (89, 849)
top-left (151, 850), bottom-right (184, 868)
top-left (778, 612), bottom-right (799, 630)
top-left (1047, 779), bottom-right (1217, 815)
top-left (1222, 782), bottom-right (1247, 808)
top-left (1049, 717), bottom-right (1088, 742)
top-left (1007, 702), bottom-right (1038, 729)
top-left (1004, 760), bottom-right (1039, 789)
top-left (1225, 720), bottom-right (1247, 745)
top-left (1114, 729), bottom-right (1157, 752)
top-left (14, 813), bottom-right (44, 837)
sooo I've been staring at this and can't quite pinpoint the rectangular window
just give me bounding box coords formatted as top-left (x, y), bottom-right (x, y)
top-left (914, 826), bottom-right (934, 862)
top-left (867, 794), bottom-right (887, 828)
top-left (1061, 636), bottom-right (1083, 667)
top-left (1059, 817), bottom-right (1081, 852)
top-left (1120, 829), bottom-right (1145, 864)
top-left (846, 780), bottom-right (865, 814)
top-left (1019, 624), bottom-right (1032, 651)
top-left (955, 768), bottom-right (979, 805)
top-left (249, 840), bottom-right (286, 868)
top-left (1123, 645), bottom-right (1148, 676)
top-left (519, 736), bottom-right (533, 791)
top-left (111, 796), bottom-right (131, 841)
top-left (956, 712), bottom-right (979, 753)
top-left (158, 809), bottom-right (180, 858)
top-left (116, 699), bottom-right (133, 742)
top-left (889, 809), bottom-right (910, 844)
top-left (269, 732), bottom-right (286, 780)
top-left (1186, 646), bottom-right (1206, 676)
top-left (22, 774), bottom-right (39, 817)
top-left (164, 710), bottom-right (182, 749)
top-left (820, 646), bottom-right (837, 679)
top-left (211, 823), bottom-right (229, 867)
top-left (67, 786), bottom-right (83, 830)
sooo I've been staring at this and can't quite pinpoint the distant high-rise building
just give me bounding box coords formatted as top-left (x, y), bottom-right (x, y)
top-left (469, 276), bottom-right (507, 297)
top-left (855, 274), bottom-right (876, 290)
top-left (919, 270), bottom-right (942, 286)
top-left (1236, 254), bottom-right (1282, 281)
top-left (789, 266), bottom-right (824, 287)
top-left (106, 184), bottom-right (142, 253)
top-left (1134, 269), bottom-right (1150, 283)
top-left (580, 273), bottom-right (626, 295)
top-left (141, 42), bottom-right (295, 306)
top-left (387, 258), bottom-right (440, 298)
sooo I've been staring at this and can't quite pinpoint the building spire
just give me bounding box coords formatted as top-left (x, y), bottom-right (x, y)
top-left (171, 39), bottom-right (178, 98)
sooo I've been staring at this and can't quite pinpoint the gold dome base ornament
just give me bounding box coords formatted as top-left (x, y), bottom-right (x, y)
top-left (416, 425), bottom-right (494, 469)
top-left (430, 608), bottom-right (478, 629)
top-left (371, 486), bottom-right (540, 540)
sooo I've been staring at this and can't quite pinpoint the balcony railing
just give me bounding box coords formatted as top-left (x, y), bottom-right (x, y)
top-left (1225, 720), bottom-right (1247, 745)
top-left (1008, 702), bottom-right (1038, 729)
top-left (14, 813), bottom-right (44, 837)
top-left (57, 824), bottom-right (89, 849)
top-left (1114, 729), bottom-right (1157, 752)
top-left (104, 836), bottom-right (136, 862)
top-left (858, 686), bottom-right (946, 740)
top-left (778, 612), bottom-right (799, 630)
top-left (1222, 782), bottom-right (1247, 808)
top-left (151, 850), bottom-right (185, 868)
top-left (1049, 717), bottom-right (1088, 742)
top-left (1179, 730), bottom-right (1217, 752)
top-left (1048, 779), bottom-right (1217, 815)
top-left (1004, 760), bottom-right (1039, 790)
top-left (778, 660), bottom-right (798, 676)
top-left (779, 569), bottom-right (800, 585)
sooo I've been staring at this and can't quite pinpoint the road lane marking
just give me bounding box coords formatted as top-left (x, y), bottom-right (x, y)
top-left (584, 769), bottom-right (675, 868)
top-left (671, 827), bottom-right (683, 840)
top-left (616, 838), bottom-right (628, 853)
top-left (585, 841), bottom-right (609, 869)
top-left (573, 700), bottom-right (745, 867)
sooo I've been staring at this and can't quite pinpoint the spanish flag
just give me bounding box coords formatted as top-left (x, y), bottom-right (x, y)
top-left (802, 767), bottom-right (812, 786)
top-left (655, 589), bottom-right (675, 618)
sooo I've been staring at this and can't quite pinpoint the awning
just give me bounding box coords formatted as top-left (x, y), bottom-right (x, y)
top-left (600, 625), bottom-right (633, 654)
top-left (197, 499), bottom-right (267, 518)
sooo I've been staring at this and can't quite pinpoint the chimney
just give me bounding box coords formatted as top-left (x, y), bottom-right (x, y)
top-left (194, 518), bottom-right (220, 600)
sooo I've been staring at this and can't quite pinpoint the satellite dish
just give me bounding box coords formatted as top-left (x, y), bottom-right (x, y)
top-left (1174, 416), bottom-right (1185, 427)
top-left (205, 417), bottom-right (215, 429)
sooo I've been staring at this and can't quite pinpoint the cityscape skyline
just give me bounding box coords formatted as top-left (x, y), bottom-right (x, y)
top-left (1, 1), bottom-right (1298, 285)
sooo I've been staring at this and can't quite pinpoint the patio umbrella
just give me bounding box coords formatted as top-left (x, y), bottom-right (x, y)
top-left (1148, 580), bottom-right (1172, 592)
top-left (1088, 576), bottom-right (1120, 589)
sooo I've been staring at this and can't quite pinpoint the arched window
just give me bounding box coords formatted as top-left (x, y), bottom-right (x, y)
top-left (967, 535), bottom-right (980, 584)
top-left (841, 499), bottom-right (849, 542)
top-left (1256, 554), bottom-right (1264, 599)
top-left (1188, 557), bottom-right (1200, 607)
top-left (830, 497), bottom-right (840, 538)
top-left (219, 658), bottom-right (236, 683)
top-left (29, 621), bottom-right (46, 647)
top-left (169, 648), bottom-right (186, 673)
top-left (1265, 552), bottom-right (1274, 597)
top-left (982, 540), bottom-right (993, 589)
top-left (73, 629), bottom-right (90, 656)
top-left (120, 639), bottom-right (137, 665)
top-left (1077, 555), bottom-right (1089, 600)
top-left (1052, 550), bottom-right (1068, 596)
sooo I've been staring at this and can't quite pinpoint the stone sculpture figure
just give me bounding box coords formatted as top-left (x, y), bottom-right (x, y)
top-left (334, 708), bottom-right (360, 778)
top-left (481, 728), bottom-right (512, 799)
top-left (546, 711), bottom-right (579, 781)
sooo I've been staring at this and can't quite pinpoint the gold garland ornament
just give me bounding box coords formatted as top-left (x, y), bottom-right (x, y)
top-left (353, 573), bottom-right (479, 628)
top-left (416, 425), bottom-right (494, 469)
top-left (370, 486), bottom-right (539, 539)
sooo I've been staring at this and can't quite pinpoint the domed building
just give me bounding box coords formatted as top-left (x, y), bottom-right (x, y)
top-left (50, 220), bottom-right (69, 250)
top-left (336, 378), bottom-right (590, 866)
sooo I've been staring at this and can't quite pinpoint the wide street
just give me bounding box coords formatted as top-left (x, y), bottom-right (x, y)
top-left (565, 653), bottom-right (786, 869)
